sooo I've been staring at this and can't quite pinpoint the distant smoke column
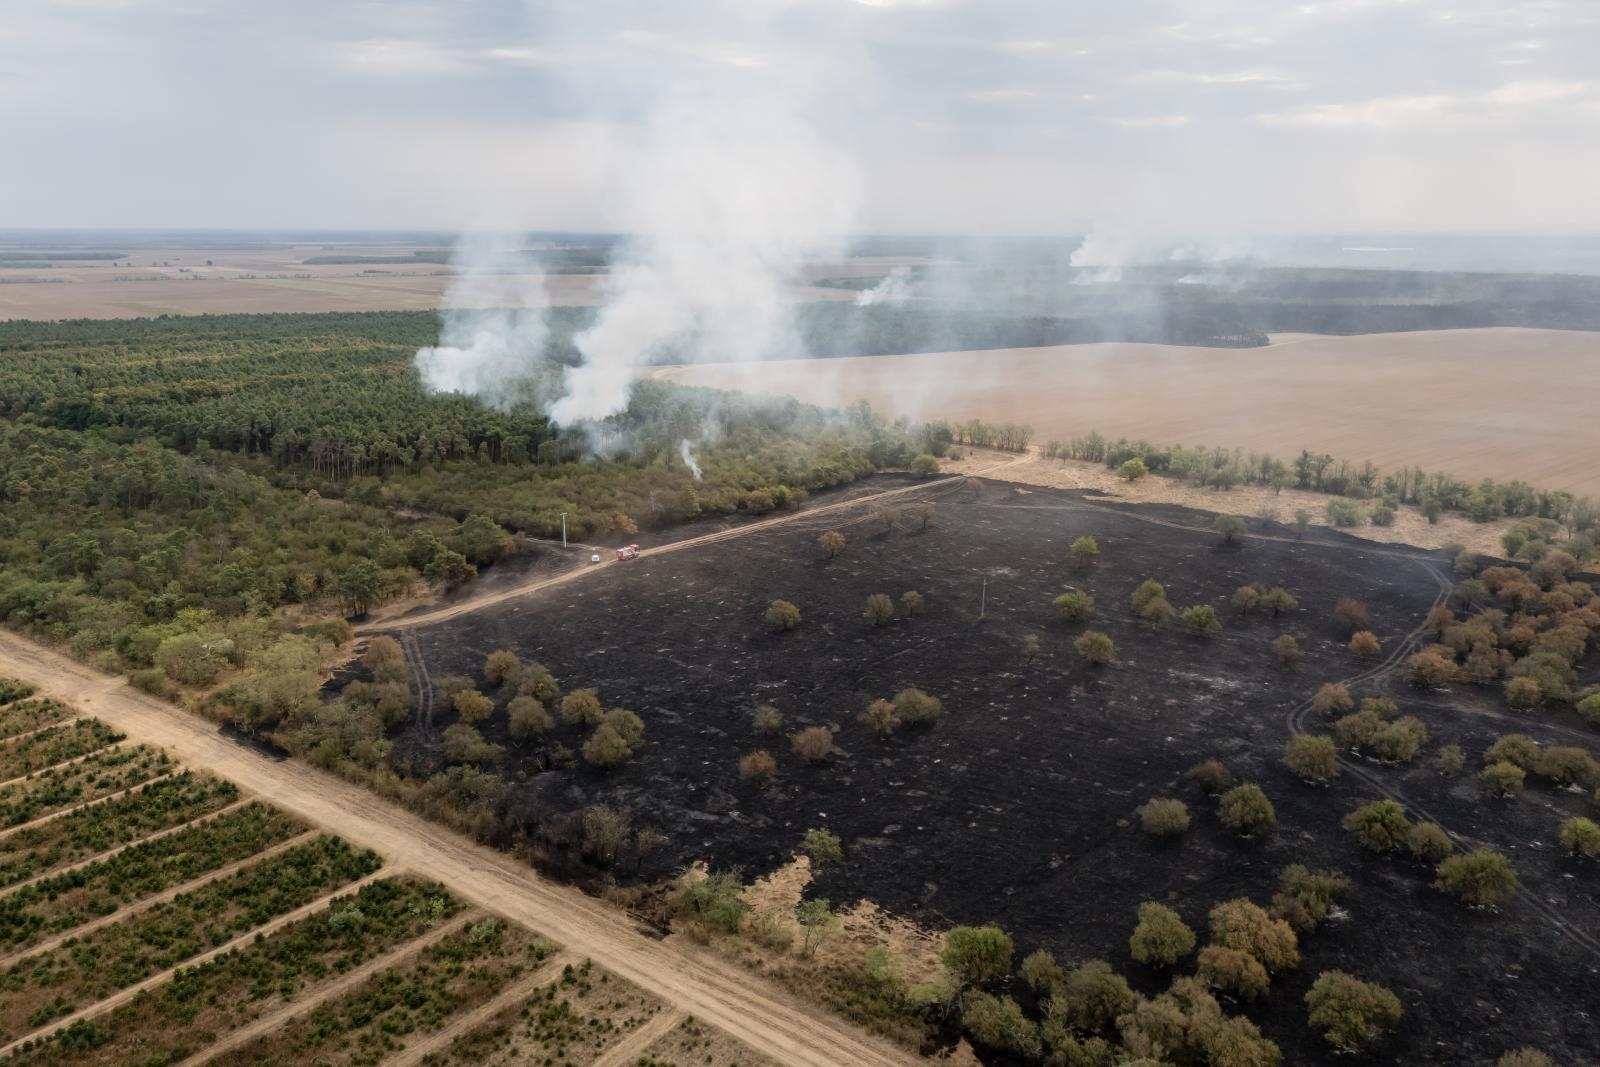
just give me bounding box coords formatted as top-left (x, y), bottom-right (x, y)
top-left (546, 97), bottom-right (858, 426)
top-left (414, 233), bottom-right (549, 410)
top-left (679, 439), bottom-right (703, 480)
top-left (854, 265), bottom-right (915, 306)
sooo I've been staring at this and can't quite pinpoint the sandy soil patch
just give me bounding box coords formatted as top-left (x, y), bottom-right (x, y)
top-left (653, 327), bottom-right (1600, 497)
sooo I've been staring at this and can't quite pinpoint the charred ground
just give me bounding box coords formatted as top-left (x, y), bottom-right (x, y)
top-left (366, 477), bottom-right (1600, 1066)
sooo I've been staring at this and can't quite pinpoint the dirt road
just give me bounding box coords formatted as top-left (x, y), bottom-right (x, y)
top-left (361, 459), bottom-right (1022, 634)
top-left (0, 630), bottom-right (923, 1067)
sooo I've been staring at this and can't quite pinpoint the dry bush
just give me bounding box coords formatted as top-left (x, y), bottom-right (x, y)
top-left (582, 723), bottom-right (634, 769)
top-left (1217, 784), bottom-right (1276, 836)
top-left (1408, 646), bottom-right (1460, 686)
top-left (1208, 898), bottom-right (1299, 971)
top-left (858, 699), bottom-right (900, 738)
top-left (790, 726), bottom-right (834, 763)
top-left (893, 688), bottom-right (943, 725)
top-left (818, 530), bottom-right (845, 559)
top-left (752, 704), bottom-right (783, 734)
top-left (1075, 630), bottom-right (1116, 666)
top-left (739, 750), bottom-right (778, 786)
top-left (1232, 585), bottom-right (1262, 614)
top-left (1559, 816), bottom-right (1600, 857)
top-left (483, 649), bottom-right (521, 686)
top-left (1138, 797), bottom-right (1191, 837)
top-left (1496, 1050), bottom-right (1558, 1067)
top-left (507, 696), bottom-right (552, 739)
top-left (1348, 630), bottom-right (1382, 658)
top-left (765, 599), bottom-right (802, 632)
top-left (1343, 799), bottom-right (1411, 853)
top-left (1333, 597), bottom-right (1371, 633)
top-left (517, 663), bottom-right (559, 701)
top-left (1186, 759), bottom-right (1233, 795)
top-left (452, 689), bottom-right (493, 724)
top-left (1197, 945), bottom-right (1270, 1000)
top-left (863, 593), bottom-right (896, 626)
top-left (1407, 822), bottom-right (1455, 863)
top-left (1271, 633), bottom-right (1301, 666)
top-left (361, 636), bottom-right (409, 685)
top-left (1284, 735), bottom-right (1339, 783)
top-left (1128, 902), bottom-right (1195, 968)
top-left (1481, 761), bottom-right (1526, 798)
top-left (1310, 682), bottom-right (1354, 717)
top-left (1434, 849), bottom-right (1517, 906)
top-left (900, 590), bottom-right (925, 618)
top-left (560, 688), bottom-right (604, 726)
top-left (1305, 971), bottom-right (1402, 1051)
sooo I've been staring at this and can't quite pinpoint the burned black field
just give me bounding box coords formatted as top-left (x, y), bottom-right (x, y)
top-left (386, 478), bottom-right (1600, 1066)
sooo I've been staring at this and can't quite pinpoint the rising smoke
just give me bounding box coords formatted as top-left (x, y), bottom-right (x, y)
top-left (679, 439), bottom-right (703, 480)
top-left (415, 6), bottom-right (864, 432)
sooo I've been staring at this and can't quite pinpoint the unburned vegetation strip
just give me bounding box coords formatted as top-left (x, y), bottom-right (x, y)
top-left (0, 834), bottom-right (381, 1042)
top-left (207, 917), bottom-right (553, 1067)
top-left (6, 877), bottom-right (460, 1067)
top-left (0, 700), bottom-right (72, 741)
top-left (427, 957), bottom-right (665, 1067)
top-left (0, 800), bottom-right (302, 951)
top-left (0, 772), bottom-right (238, 888)
top-left (0, 746), bottom-right (173, 828)
top-left (0, 720), bottom-right (120, 781)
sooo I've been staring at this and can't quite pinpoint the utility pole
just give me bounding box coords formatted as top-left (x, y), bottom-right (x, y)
top-left (561, 512), bottom-right (567, 548)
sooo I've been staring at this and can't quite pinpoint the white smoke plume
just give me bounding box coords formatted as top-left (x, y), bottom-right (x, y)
top-left (853, 265), bottom-right (916, 307)
top-left (550, 97), bottom-right (858, 425)
top-left (679, 439), bottom-right (703, 480)
top-left (414, 231), bottom-right (550, 410)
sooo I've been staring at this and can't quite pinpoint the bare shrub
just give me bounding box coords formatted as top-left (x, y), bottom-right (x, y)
top-left (1348, 630), bottom-right (1382, 658)
top-left (790, 726), bottom-right (834, 762)
top-left (765, 599), bottom-right (802, 632)
top-left (1186, 759), bottom-right (1233, 795)
top-left (739, 750), bottom-right (778, 786)
top-left (1138, 797), bottom-right (1191, 837)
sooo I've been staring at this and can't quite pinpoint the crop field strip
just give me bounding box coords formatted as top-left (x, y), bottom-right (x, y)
top-left (0, 747), bottom-right (176, 831)
top-left (0, 772), bottom-right (241, 890)
top-left (1, 877), bottom-right (464, 1065)
top-left (0, 800), bottom-right (306, 956)
top-left (0, 699), bottom-right (76, 742)
top-left (419, 956), bottom-right (673, 1067)
top-left (0, 720), bottom-right (123, 786)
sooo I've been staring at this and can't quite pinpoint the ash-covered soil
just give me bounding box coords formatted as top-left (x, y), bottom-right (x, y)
top-left (380, 477), bottom-right (1600, 1066)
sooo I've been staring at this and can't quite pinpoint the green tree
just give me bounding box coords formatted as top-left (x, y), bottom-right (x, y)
top-left (483, 649), bottom-right (520, 686)
top-left (900, 590), bottom-right (924, 618)
top-left (819, 530), bottom-right (845, 559)
top-left (766, 599), bottom-right (802, 632)
top-left (1054, 589), bottom-right (1095, 622)
top-left (1559, 816), bottom-right (1600, 857)
top-left (859, 698), bottom-right (900, 737)
top-left (941, 925), bottom-right (1015, 987)
top-left (893, 687), bottom-right (943, 725)
top-left (582, 722), bottom-right (634, 769)
top-left (1305, 971), bottom-right (1402, 1051)
top-left (910, 453), bottom-right (941, 477)
top-left (1434, 849), bottom-right (1517, 906)
top-left (559, 688), bottom-right (603, 726)
top-left (795, 898), bottom-right (841, 956)
top-left (1182, 604), bottom-right (1221, 636)
top-left (452, 689), bottom-right (493, 724)
top-left (1129, 902), bottom-right (1195, 967)
top-left (1138, 797), bottom-right (1190, 837)
top-left (1284, 735), bottom-right (1339, 783)
top-left (1075, 629), bottom-right (1115, 666)
top-left (1070, 535), bottom-right (1100, 567)
top-left (338, 560), bottom-right (383, 616)
top-left (507, 696), bottom-right (552, 739)
top-left (1120, 457), bottom-right (1149, 482)
top-left (863, 593), bottom-right (895, 626)
top-left (1215, 515), bottom-right (1248, 545)
top-left (1343, 800), bottom-right (1411, 853)
top-left (802, 827), bottom-right (844, 868)
top-left (1218, 784), bottom-right (1276, 836)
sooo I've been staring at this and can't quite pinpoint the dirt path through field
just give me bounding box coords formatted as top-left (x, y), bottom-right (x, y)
top-left (361, 455), bottom-right (1026, 634)
top-left (0, 632), bottom-right (923, 1067)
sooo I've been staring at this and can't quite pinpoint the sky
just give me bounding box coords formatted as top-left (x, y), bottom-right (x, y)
top-left (4, 0), bottom-right (1599, 234)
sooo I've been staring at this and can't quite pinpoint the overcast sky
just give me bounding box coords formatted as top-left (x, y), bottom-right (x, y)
top-left (5, 0), bottom-right (1599, 233)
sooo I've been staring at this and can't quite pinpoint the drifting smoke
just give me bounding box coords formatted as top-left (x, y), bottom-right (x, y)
top-left (679, 439), bottom-right (703, 480)
top-left (551, 98), bottom-right (858, 425)
top-left (414, 232), bottom-right (550, 410)
top-left (853, 265), bottom-right (916, 306)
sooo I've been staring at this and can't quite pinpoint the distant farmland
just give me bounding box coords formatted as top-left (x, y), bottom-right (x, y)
top-left (653, 326), bottom-right (1600, 497)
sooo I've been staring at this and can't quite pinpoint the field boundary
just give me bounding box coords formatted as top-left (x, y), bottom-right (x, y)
top-left (381, 949), bottom-right (577, 1067)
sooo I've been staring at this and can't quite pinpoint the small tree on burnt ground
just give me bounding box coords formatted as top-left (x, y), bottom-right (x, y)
top-left (1284, 735), bottom-right (1339, 784)
top-left (864, 593), bottom-right (896, 626)
top-left (1305, 971), bottom-right (1402, 1052)
top-left (900, 590), bottom-right (924, 619)
top-left (819, 530), bottom-right (845, 559)
top-left (1138, 797), bottom-right (1190, 837)
top-left (1434, 848), bottom-right (1517, 906)
top-left (1334, 597), bottom-right (1371, 633)
top-left (739, 750), bottom-right (778, 787)
top-left (1055, 590), bottom-right (1095, 623)
top-left (766, 599), bottom-right (802, 632)
top-left (1070, 535), bottom-right (1100, 568)
top-left (1129, 902), bottom-right (1195, 968)
top-left (1215, 515), bottom-right (1248, 545)
top-left (790, 726), bottom-right (834, 763)
top-left (1349, 630), bottom-right (1382, 658)
top-left (1218, 784), bottom-right (1276, 837)
top-left (1272, 634), bottom-right (1302, 666)
top-left (1076, 630), bottom-right (1116, 666)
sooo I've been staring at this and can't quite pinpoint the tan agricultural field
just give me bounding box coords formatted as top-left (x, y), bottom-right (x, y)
top-left (654, 327), bottom-right (1600, 497)
top-left (0, 242), bottom-right (878, 320)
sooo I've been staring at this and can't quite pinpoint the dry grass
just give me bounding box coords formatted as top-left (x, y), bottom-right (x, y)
top-left (638, 1015), bottom-right (781, 1067)
top-left (653, 327), bottom-right (1600, 497)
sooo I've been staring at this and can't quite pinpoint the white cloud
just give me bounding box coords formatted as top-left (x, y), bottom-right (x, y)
top-left (1485, 79), bottom-right (1587, 105)
top-left (1256, 93), bottom-right (1457, 127)
top-left (968, 88), bottom-right (1036, 102)
top-left (347, 38), bottom-right (464, 74)
top-left (1105, 114), bottom-right (1191, 128)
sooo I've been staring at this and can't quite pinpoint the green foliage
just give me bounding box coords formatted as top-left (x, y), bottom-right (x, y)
top-left (581, 722), bottom-right (634, 769)
top-left (1305, 971), bottom-right (1402, 1050)
top-left (1342, 799), bottom-right (1412, 853)
top-left (765, 599), bottom-right (802, 632)
top-left (1069, 535), bottom-right (1100, 566)
top-left (1054, 589), bottom-right (1095, 623)
top-left (892, 687), bottom-right (942, 725)
top-left (1407, 822), bottom-right (1455, 863)
top-left (961, 991), bottom-right (1041, 1057)
top-left (1075, 629), bottom-right (1115, 666)
top-left (1217, 783), bottom-right (1276, 836)
top-left (559, 687), bottom-right (603, 726)
top-left (507, 695), bottom-right (552, 739)
top-left (802, 827), bottom-right (844, 868)
top-left (1120, 457), bottom-right (1149, 482)
top-left (1481, 760), bottom-right (1527, 798)
top-left (1182, 603), bottom-right (1221, 636)
top-left (1326, 498), bottom-right (1363, 527)
top-left (1559, 816), bottom-right (1600, 857)
top-left (673, 870), bottom-right (749, 936)
top-left (796, 897), bottom-right (841, 956)
top-left (1434, 849), bottom-right (1518, 906)
top-left (1137, 797), bottom-right (1190, 837)
top-left (752, 704), bottom-right (783, 734)
top-left (1129, 902), bottom-right (1196, 967)
top-left (863, 593), bottom-right (896, 626)
top-left (1284, 735), bottom-right (1340, 783)
top-left (910, 453), bottom-right (941, 477)
top-left (941, 925), bottom-right (1015, 986)
top-left (1215, 515), bottom-right (1248, 544)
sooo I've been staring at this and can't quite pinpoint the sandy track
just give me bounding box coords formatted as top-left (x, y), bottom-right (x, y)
top-left (0, 632), bottom-right (922, 1067)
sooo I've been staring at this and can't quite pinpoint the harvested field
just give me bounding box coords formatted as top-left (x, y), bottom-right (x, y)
top-left (652, 327), bottom-right (1600, 496)
top-left (391, 476), bottom-right (1600, 1066)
